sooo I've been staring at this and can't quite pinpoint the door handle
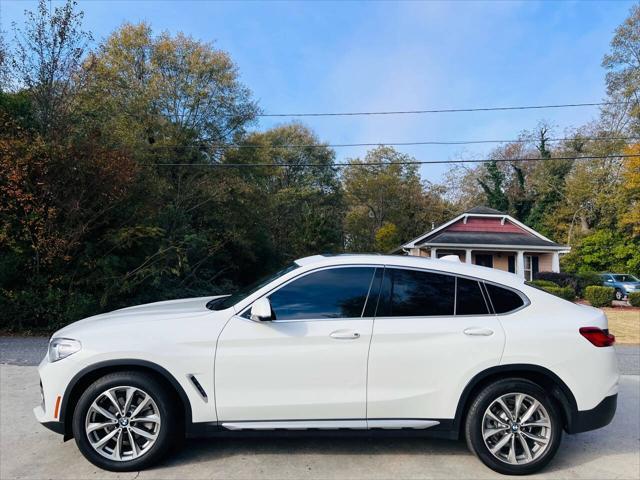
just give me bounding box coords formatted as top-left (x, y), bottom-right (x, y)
top-left (463, 327), bottom-right (494, 336)
top-left (330, 330), bottom-right (361, 340)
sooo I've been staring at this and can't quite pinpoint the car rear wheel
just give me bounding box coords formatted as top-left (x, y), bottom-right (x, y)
top-left (615, 289), bottom-right (624, 301)
top-left (465, 378), bottom-right (562, 475)
top-left (72, 371), bottom-right (179, 471)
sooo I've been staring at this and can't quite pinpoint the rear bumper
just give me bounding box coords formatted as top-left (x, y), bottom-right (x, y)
top-left (566, 393), bottom-right (617, 434)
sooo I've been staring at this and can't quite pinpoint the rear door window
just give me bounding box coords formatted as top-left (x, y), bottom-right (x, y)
top-left (377, 268), bottom-right (455, 317)
top-left (456, 277), bottom-right (489, 315)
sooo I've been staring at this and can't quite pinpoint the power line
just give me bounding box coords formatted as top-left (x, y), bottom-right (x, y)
top-left (151, 101), bottom-right (628, 118)
top-left (254, 101), bottom-right (624, 118)
top-left (146, 153), bottom-right (639, 169)
top-left (140, 135), bottom-right (639, 150)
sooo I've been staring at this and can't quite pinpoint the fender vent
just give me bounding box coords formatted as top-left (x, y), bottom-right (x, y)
top-left (188, 375), bottom-right (208, 401)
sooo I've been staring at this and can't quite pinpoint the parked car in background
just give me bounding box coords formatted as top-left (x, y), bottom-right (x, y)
top-left (35, 254), bottom-right (618, 475)
top-left (599, 273), bottom-right (640, 300)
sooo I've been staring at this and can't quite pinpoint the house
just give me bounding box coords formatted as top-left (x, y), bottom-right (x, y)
top-left (395, 206), bottom-right (570, 280)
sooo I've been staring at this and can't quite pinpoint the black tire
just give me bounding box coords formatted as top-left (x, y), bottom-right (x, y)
top-left (615, 289), bottom-right (624, 301)
top-left (464, 378), bottom-right (563, 476)
top-left (72, 371), bottom-right (180, 471)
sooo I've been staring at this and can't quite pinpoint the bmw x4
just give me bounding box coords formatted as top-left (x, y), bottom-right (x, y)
top-left (35, 254), bottom-right (618, 475)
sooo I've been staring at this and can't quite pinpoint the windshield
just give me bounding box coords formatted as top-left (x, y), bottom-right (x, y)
top-left (207, 262), bottom-right (300, 310)
top-left (612, 274), bottom-right (639, 282)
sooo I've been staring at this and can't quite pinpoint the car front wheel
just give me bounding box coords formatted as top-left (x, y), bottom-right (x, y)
top-left (615, 289), bottom-right (624, 301)
top-left (72, 371), bottom-right (179, 471)
top-left (465, 378), bottom-right (562, 475)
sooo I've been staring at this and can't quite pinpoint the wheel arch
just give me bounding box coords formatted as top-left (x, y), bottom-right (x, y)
top-left (60, 359), bottom-right (192, 440)
top-left (454, 364), bottom-right (578, 437)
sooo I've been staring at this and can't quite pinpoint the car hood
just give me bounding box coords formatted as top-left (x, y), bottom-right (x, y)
top-left (53, 295), bottom-right (227, 338)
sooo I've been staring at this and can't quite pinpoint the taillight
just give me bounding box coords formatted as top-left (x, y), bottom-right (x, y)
top-left (580, 327), bottom-right (615, 347)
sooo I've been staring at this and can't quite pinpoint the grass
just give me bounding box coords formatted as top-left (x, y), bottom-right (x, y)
top-left (603, 307), bottom-right (640, 344)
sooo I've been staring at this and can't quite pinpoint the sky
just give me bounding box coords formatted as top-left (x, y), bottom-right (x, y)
top-left (1, 0), bottom-right (636, 182)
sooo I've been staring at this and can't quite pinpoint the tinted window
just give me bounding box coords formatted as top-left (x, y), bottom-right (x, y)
top-left (209, 263), bottom-right (300, 310)
top-left (456, 277), bottom-right (489, 315)
top-left (362, 268), bottom-right (384, 317)
top-left (485, 283), bottom-right (525, 313)
top-left (269, 267), bottom-right (375, 320)
top-left (377, 268), bottom-right (455, 317)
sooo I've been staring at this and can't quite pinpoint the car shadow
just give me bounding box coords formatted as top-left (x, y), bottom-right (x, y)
top-left (152, 416), bottom-right (637, 475)
top-left (160, 435), bottom-right (470, 467)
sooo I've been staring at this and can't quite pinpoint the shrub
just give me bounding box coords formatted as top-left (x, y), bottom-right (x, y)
top-left (576, 272), bottom-right (603, 293)
top-left (543, 286), bottom-right (576, 301)
top-left (534, 271), bottom-right (601, 297)
top-left (628, 292), bottom-right (640, 307)
top-left (529, 279), bottom-right (560, 289)
top-left (584, 286), bottom-right (614, 308)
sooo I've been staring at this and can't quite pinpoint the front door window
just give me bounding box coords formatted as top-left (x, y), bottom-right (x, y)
top-left (268, 267), bottom-right (376, 320)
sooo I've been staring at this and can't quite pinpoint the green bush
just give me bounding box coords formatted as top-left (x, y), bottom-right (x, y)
top-left (533, 271), bottom-right (600, 297)
top-left (529, 279), bottom-right (560, 289)
top-left (576, 272), bottom-right (603, 293)
top-left (628, 292), bottom-right (640, 307)
top-left (543, 286), bottom-right (576, 301)
top-left (584, 286), bottom-right (614, 308)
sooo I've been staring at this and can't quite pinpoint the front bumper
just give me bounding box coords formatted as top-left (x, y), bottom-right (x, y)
top-left (566, 393), bottom-right (617, 434)
top-left (34, 353), bottom-right (82, 438)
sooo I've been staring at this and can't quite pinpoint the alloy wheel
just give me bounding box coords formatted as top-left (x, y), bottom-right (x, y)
top-left (482, 392), bottom-right (552, 465)
top-left (85, 386), bottom-right (162, 461)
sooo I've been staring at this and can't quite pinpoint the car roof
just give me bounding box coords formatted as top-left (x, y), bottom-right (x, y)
top-left (294, 253), bottom-right (525, 287)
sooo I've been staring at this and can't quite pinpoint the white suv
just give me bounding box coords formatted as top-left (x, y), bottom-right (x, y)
top-left (35, 254), bottom-right (619, 475)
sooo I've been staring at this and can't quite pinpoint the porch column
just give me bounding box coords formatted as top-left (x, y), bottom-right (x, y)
top-left (551, 252), bottom-right (560, 273)
top-left (465, 249), bottom-right (472, 264)
top-left (516, 251), bottom-right (525, 279)
top-left (430, 248), bottom-right (438, 259)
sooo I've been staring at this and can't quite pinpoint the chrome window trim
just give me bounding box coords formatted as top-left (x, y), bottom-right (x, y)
top-left (239, 262), bottom-right (530, 321)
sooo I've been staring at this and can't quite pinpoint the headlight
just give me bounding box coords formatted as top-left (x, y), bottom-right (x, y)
top-left (48, 338), bottom-right (81, 362)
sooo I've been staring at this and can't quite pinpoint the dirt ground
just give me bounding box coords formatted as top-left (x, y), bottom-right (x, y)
top-left (604, 307), bottom-right (640, 344)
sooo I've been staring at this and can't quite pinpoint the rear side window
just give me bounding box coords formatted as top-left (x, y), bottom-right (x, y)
top-left (268, 267), bottom-right (376, 320)
top-left (456, 277), bottom-right (489, 315)
top-left (377, 268), bottom-right (455, 317)
top-left (485, 283), bottom-right (525, 314)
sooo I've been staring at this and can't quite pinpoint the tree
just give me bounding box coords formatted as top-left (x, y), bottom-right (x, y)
top-left (224, 123), bottom-right (344, 271)
top-left (0, 27), bottom-right (9, 92)
top-left (562, 230), bottom-right (640, 275)
top-left (619, 144), bottom-right (640, 236)
top-left (477, 161), bottom-right (509, 212)
top-left (81, 22), bottom-right (258, 152)
top-left (11, 0), bottom-right (91, 136)
top-left (342, 147), bottom-right (449, 252)
top-left (601, 4), bottom-right (640, 135)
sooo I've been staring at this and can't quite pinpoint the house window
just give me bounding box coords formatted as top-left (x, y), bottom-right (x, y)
top-left (524, 255), bottom-right (539, 281)
top-left (475, 254), bottom-right (493, 268)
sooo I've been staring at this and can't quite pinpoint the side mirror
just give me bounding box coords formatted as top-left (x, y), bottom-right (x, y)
top-left (250, 297), bottom-right (273, 322)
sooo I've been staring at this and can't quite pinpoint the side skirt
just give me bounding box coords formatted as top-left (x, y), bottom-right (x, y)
top-left (187, 419), bottom-right (458, 440)
top-left (221, 419), bottom-right (439, 431)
